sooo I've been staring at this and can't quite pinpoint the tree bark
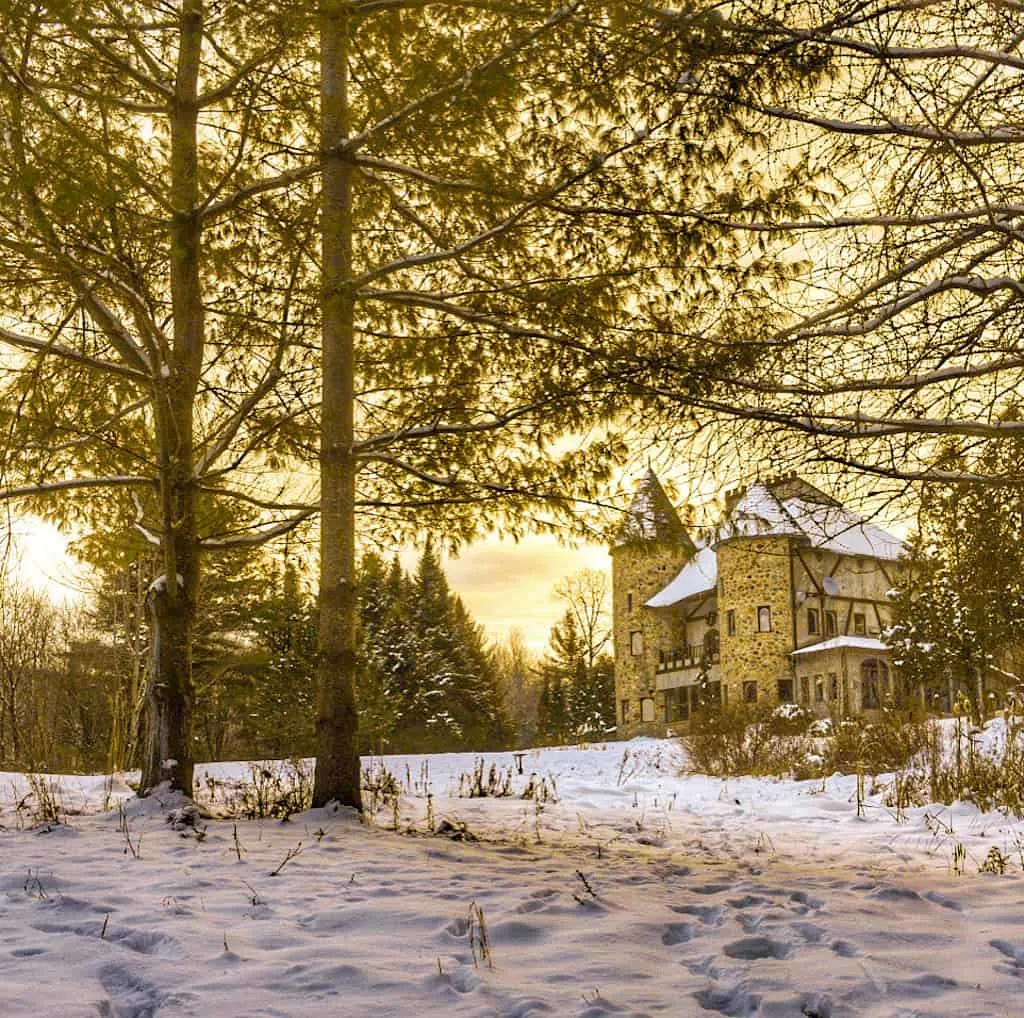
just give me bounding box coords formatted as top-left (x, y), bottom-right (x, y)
top-left (140, 0), bottom-right (204, 796)
top-left (312, 0), bottom-right (363, 810)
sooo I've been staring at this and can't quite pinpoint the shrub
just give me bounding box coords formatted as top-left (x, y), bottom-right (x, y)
top-left (684, 704), bottom-right (814, 777)
top-left (825, 709), bottom-right (929, 774)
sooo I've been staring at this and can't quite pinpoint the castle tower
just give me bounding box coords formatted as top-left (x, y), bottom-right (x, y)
top-left (610, 470), bottom-right (695, 734)
top-left (715, 533), bottom-right (801, 707)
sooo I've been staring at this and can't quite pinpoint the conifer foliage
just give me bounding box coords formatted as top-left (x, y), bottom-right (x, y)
top-left (357, 546), bottom-right (511, 753)
top-left (889, 437), bottom-right (1024, 717)
top-left (537, 571), bottom-right (615, 744)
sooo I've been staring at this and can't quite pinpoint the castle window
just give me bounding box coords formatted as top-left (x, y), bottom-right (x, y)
top-left (807, 608), bottom-right (819, 635)
top-left (829, 673), bottom-right (839, 701)
top-left (853, 612), bottom-right (867, 636)
top-left (800, 676), bottom-right (810, 703)
top-left (627, 592), bottom-right (633, 612)
top-left (726, 609), bottom-right (736, 636)
top-left (824, 610), bottom-right (837, 636)
top-left (757, 606), bottom-right (772, 632)
top-left (620, 699), bottom-right (630, 724)
top-left (630, 630), bottom-right (643, 656)
top-left (743, 680), bottom-right (758, 703)
top-left (814, 675), bottom-right (824, 703)
top-left (777, 679), bottom-right (794, 703)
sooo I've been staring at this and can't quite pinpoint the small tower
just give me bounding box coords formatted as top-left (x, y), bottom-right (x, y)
top-left (715, 480), bottom-right (804, 707)
top-left (610, 470), bottom-right (695, 735)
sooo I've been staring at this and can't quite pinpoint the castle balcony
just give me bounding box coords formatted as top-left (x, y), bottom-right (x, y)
top-left (655, 644), bottom-right (721, 690)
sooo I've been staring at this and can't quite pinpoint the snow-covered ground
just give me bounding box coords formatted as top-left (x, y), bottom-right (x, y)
top-left (2, 737), bottom-right (1024, 1017)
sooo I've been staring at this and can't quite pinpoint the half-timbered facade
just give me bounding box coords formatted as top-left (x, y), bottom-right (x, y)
top-left (612, 472), bottom-right (905, 736)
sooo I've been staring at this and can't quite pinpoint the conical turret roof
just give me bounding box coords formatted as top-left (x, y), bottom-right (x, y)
top-left (613, 470), bottom-right (695, 550)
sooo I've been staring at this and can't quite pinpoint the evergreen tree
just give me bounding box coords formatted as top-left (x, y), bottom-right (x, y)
top-left (890, 439), bottom-right (1024, 719)
top-left (538, 609), bottom-right (613, 743)
top-left (357, 542), bottom-right (510, 753)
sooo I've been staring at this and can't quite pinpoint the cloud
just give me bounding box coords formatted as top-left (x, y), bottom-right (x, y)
top-left (442, 536), bottom-right (609, 653)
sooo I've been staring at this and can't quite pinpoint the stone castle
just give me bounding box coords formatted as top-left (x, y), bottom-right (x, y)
top-left (611, 472), bottom-right (906, 735)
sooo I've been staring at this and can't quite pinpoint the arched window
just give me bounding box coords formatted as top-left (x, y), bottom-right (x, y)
top-left (861, 659), bottom-right (887, 709)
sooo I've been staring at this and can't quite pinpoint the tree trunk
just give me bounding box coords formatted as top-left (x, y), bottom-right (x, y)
top-left (139, 0), bottom-right (204, 796)
top-left (312, 0), bottom-right (362, 810)
top-left (141, 580), bottom-right (194, 791)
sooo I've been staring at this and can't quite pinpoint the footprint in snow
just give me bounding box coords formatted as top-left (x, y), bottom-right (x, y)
top-left (789, 890), bottom-right (824, 910)
top-left (661, 922), bottom-right (692, 946)
top-left (671, 903), bottom-right (723, 926)
top-left (97, 962), bottom-right (164, 1018)
top-left (791, 921), bottom-right (827, 944)
top-left (693, 983), bottom-right (761, 1016)
top-left (868, 885), bottom-right (923, 904)
top-left (924, 890), bottom-right (965, 912)
top-left (723, 935), bottom-right (793, 960)
top-left (990, 938), bottom-right (1024, 976)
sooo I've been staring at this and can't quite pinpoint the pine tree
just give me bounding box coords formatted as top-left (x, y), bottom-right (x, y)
top-left (890, 440), bottom-right (1024, 719)
top-left (539, 609), bottom-right (612, 744)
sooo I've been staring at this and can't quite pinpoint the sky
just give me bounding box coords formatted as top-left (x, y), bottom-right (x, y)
top-left (440, 534), bottom-right (610, 653)
top-left (6, 513), bottom-right (610, 654)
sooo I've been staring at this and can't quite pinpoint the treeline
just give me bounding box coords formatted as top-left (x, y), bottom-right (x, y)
top-left (0, 547), bottom-right (615, 772)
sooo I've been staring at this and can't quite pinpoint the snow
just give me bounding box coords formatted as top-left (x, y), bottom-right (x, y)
top-left (2, 738), bottom-right (1024, 1016)
top-left (647, 480), bottom-right (904, 608)
top-left (791, 635), bottom-right (889, 657)
top-left (645, 545), bottom-right (717, 607)
top-left (727, 484), bottom-right (904, 560)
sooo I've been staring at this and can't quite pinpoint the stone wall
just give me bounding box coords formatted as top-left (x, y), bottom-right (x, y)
top-left (611, 541), bottom-right (691, 735)
top-left (716, 535), bottom-right (797, 705)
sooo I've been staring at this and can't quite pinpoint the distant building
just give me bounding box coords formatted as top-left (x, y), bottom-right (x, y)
top-left (611, 471), bottom-right (905, 735)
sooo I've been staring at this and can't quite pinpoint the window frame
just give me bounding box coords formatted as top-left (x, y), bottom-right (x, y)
top-left (757, 605), bottom-right (772, 632)
top-left (807, 608), bottom-right (819, 635)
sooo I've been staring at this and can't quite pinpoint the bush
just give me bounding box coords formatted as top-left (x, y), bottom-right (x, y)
top-left (825, 709), bottom-right (929, 774)
top-left (684, 703), bottom-right (815, 777)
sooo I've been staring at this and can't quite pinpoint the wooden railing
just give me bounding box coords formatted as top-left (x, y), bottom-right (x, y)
top-left (656, 643), bottom-right (720, 673)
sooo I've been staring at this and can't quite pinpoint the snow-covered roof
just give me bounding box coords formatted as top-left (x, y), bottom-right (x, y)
top-left (645, 545), bottom-right (717, 607)
top-left (791, 636), bottom-right (889, 657)
top-left (644, 476), bottom-right (904, 608)
top-left (614, 469), bottom-right (695, 549)
top-left (722, 481), bottom-right (904, 560)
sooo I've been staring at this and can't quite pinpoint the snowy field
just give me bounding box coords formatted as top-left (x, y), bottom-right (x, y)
top-left (2, 738), bottom-right (1024, 1017)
